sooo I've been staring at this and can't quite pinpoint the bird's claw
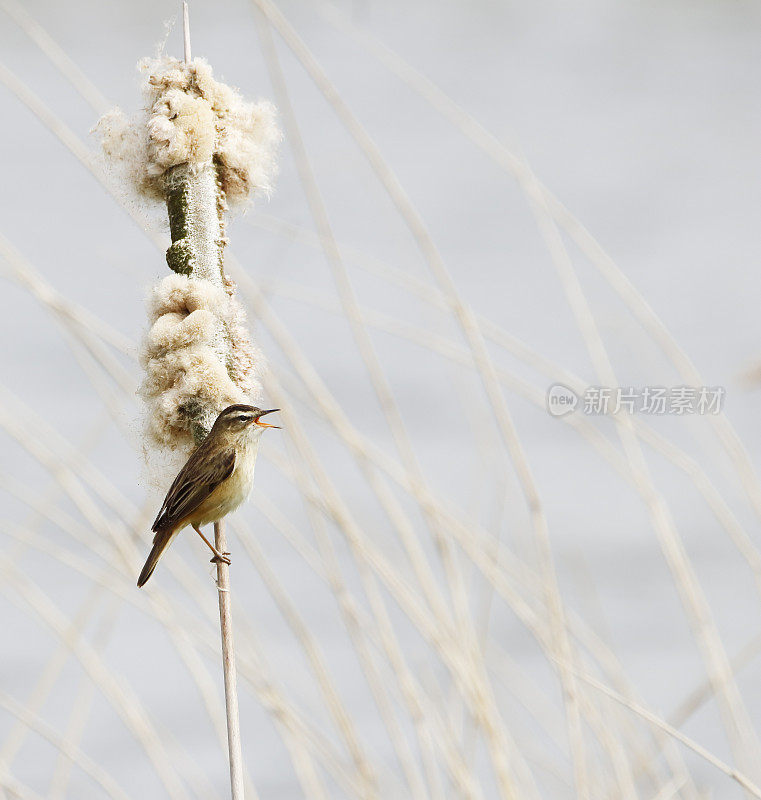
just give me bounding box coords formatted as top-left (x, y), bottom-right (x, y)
top-left (210, 551), bottom-right (231, 566)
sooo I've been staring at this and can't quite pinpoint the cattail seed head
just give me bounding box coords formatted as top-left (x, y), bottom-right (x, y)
top-left (139, 273), bottom-right (264, 455)
top-left (96, 56), bottom-right (280, 206)
top-left (97, 55), bottom-right (276, 464)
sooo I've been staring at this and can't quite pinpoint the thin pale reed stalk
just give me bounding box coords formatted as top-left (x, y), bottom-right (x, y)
top-left (571, 665), bottom-right (761, 798)
top-left (244, 7), bottom-right (591, 790)
top-left (0, 0), bottom-right (109, 113)
top-left (253, 10), bottom-right (476, 662)
top-left (0, 302), bottom-right (704, 792)
top-left (266, 270), bottom-right (761, 625)
top-left (313, 0), bottom-right (761, 553)
top-left (258, 269), bottom-right (761, 759)
top-left (0, 376), bottom-right (363, 795)
top-left (233, 513), bottom-right (429, 800)
top-left (266, 14), bottom-right (761, 776)
top-left (263, 373), bottom-right (541, 799)
top-left (0, 391), bottom-right (351, 795)
top-left (214, 520), bottom-right (246, 800)
top-left (520, 149), bottom-right (761, 779)
top-left (0, 690), bottom-right (130, 800)
top-left (0, 585), bottom-right (105, 771)
top-left (0, 518), bottom-right (348, 799)
top-left (235, 523), bottom-right (376, 791)
top-left (0, 559), bottom-right (189, 800)
top-left (0, 42), bottom-right (545, 698)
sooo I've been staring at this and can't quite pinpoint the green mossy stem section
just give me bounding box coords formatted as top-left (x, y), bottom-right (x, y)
top-left (162, 160), bottom-right (231, 446)
top-left (163, 161), bottom-right (226, 282)
top-left (165, 173), bottom-right (190, 241)
top-left (166, 239), bottom-right (194, 275)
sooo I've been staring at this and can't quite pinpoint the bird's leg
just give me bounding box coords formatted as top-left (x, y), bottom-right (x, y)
top-left (192, 524), bottom-right (231, 565)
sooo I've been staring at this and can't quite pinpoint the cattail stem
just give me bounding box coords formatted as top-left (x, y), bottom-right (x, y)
top-left (165, 125), bottom-right (246, 800)
top-left (164, 161), bottom-right (225, 282)
top-left (214, 519), bottom-right (245, 800)
top-left (182, 1), bottom-right (192, 63)
top-left (164, 123), bottom-right (246, 800)
top-left (164, 133), bottom-right (247, 800)
top-left (96, 1), bottom-right (274, 788)
top-left (165, 8), bottom-right (245, 794)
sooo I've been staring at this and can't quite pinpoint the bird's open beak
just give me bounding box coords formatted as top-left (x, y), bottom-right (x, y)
top-left (255, 409), bottom-right (281, 428)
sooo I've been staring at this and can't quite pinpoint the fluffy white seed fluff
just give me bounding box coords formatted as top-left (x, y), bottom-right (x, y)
top-left (98, 56), bottom-right (274, 464)
top-left (139, 274), bottom-right (264, 454)
top-left (96, 56), bottom-right (279, 205)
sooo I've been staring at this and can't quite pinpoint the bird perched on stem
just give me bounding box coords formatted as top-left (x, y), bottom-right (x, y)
top-left (138, 404), bottom-right (280, 587)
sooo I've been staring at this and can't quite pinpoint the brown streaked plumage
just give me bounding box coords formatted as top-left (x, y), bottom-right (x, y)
top-left (137, 404), bottom-right (280, 587)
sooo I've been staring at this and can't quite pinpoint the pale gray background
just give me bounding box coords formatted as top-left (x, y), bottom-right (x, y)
top-left (1, 1), bottom-right (760, 797)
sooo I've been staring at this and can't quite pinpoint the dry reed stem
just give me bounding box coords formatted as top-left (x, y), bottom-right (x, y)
top-left (0, 241), bottom-right (688, 796)
top-left (301, 10), bottom-right (761, 770)
top-left (1, 520), bottom-right (347, 799)
top-left (254, 7), bottom-right (472, 640)
top-left (1, 774), bottom-right (47, 800)
top-left (47, 598), bottom-right (228, 800)
top-left (250, 22), bottom-right (535, 795)
top-left (251, 205), bottom-right (672, 800)
top-left (236, 290), bottom-right (537, 792)
top-left (0, 0), bottom-right (110, 113)
top-left (0, 585), bottom-right (105, 771)
top-left (572, 666), bottom-right (761, 798)
top-left (0, 61), bottom-right (163, 253)
top-left (264, 394), bottom-right (491, 799)
top-left (0, 561), bottom-right (190, 800)
top-left (313, 0), bottom-right (761, 594)
top-left (246, 5), bottom-right (591, 792)
top-left (2, 511), bottom-right (341, 798)
top-left (0, 416), bottom-right (114, 781)
top-left (238, 510), bottom-right (427, 800)
top-left (253, 0), bottom-right (453, 619)
top-left (262, 350), bottom-right (676, 788)
top-left (234, 516), bottom-right (428, 799)
top-left (45, 598), bottom-right (191, 800)
top-left (236, 482), bottom-right (472, 799)
top-left (262, 374), bottom-right (543, 799)
top-left (0, 690), bottom-right (131, 800)
top-left (649, 778), bottom-right (690, 800)
top-left (257, 247), bottom-right (761, 771)
top-left (213, 521), bottom-right (246, 800)
top-left (254, 453), bottom-right (488, 799)
top-left (0, 21), bottom-right (589, 699)
top-left (0, 397), bottom-right (255, 795)
top-left (0, 264), bottom-right (696, 792)
top-left (519, 151), bottom-right (761, 780)
top-left (270, 270), bottom-right (761, 626)
top-left (236, 525), bottom-right (377, 793)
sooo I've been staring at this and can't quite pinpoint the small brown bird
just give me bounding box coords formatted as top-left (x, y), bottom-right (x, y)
top-left (137, 404), bottom-right (280, 587)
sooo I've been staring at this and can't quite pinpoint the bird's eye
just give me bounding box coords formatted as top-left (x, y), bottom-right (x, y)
top-left (236, 414), bottom-right (253, 424)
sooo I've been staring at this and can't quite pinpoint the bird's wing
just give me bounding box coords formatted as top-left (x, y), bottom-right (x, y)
top-left (151, 444), bottom-right (236, 534)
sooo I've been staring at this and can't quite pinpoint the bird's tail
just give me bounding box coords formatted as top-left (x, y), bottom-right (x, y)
top-left (137, 529), bottom-right (174, 587)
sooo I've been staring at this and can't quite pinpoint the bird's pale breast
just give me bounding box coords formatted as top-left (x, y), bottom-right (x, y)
top-left (189, 436), bottom-right (260, 527)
